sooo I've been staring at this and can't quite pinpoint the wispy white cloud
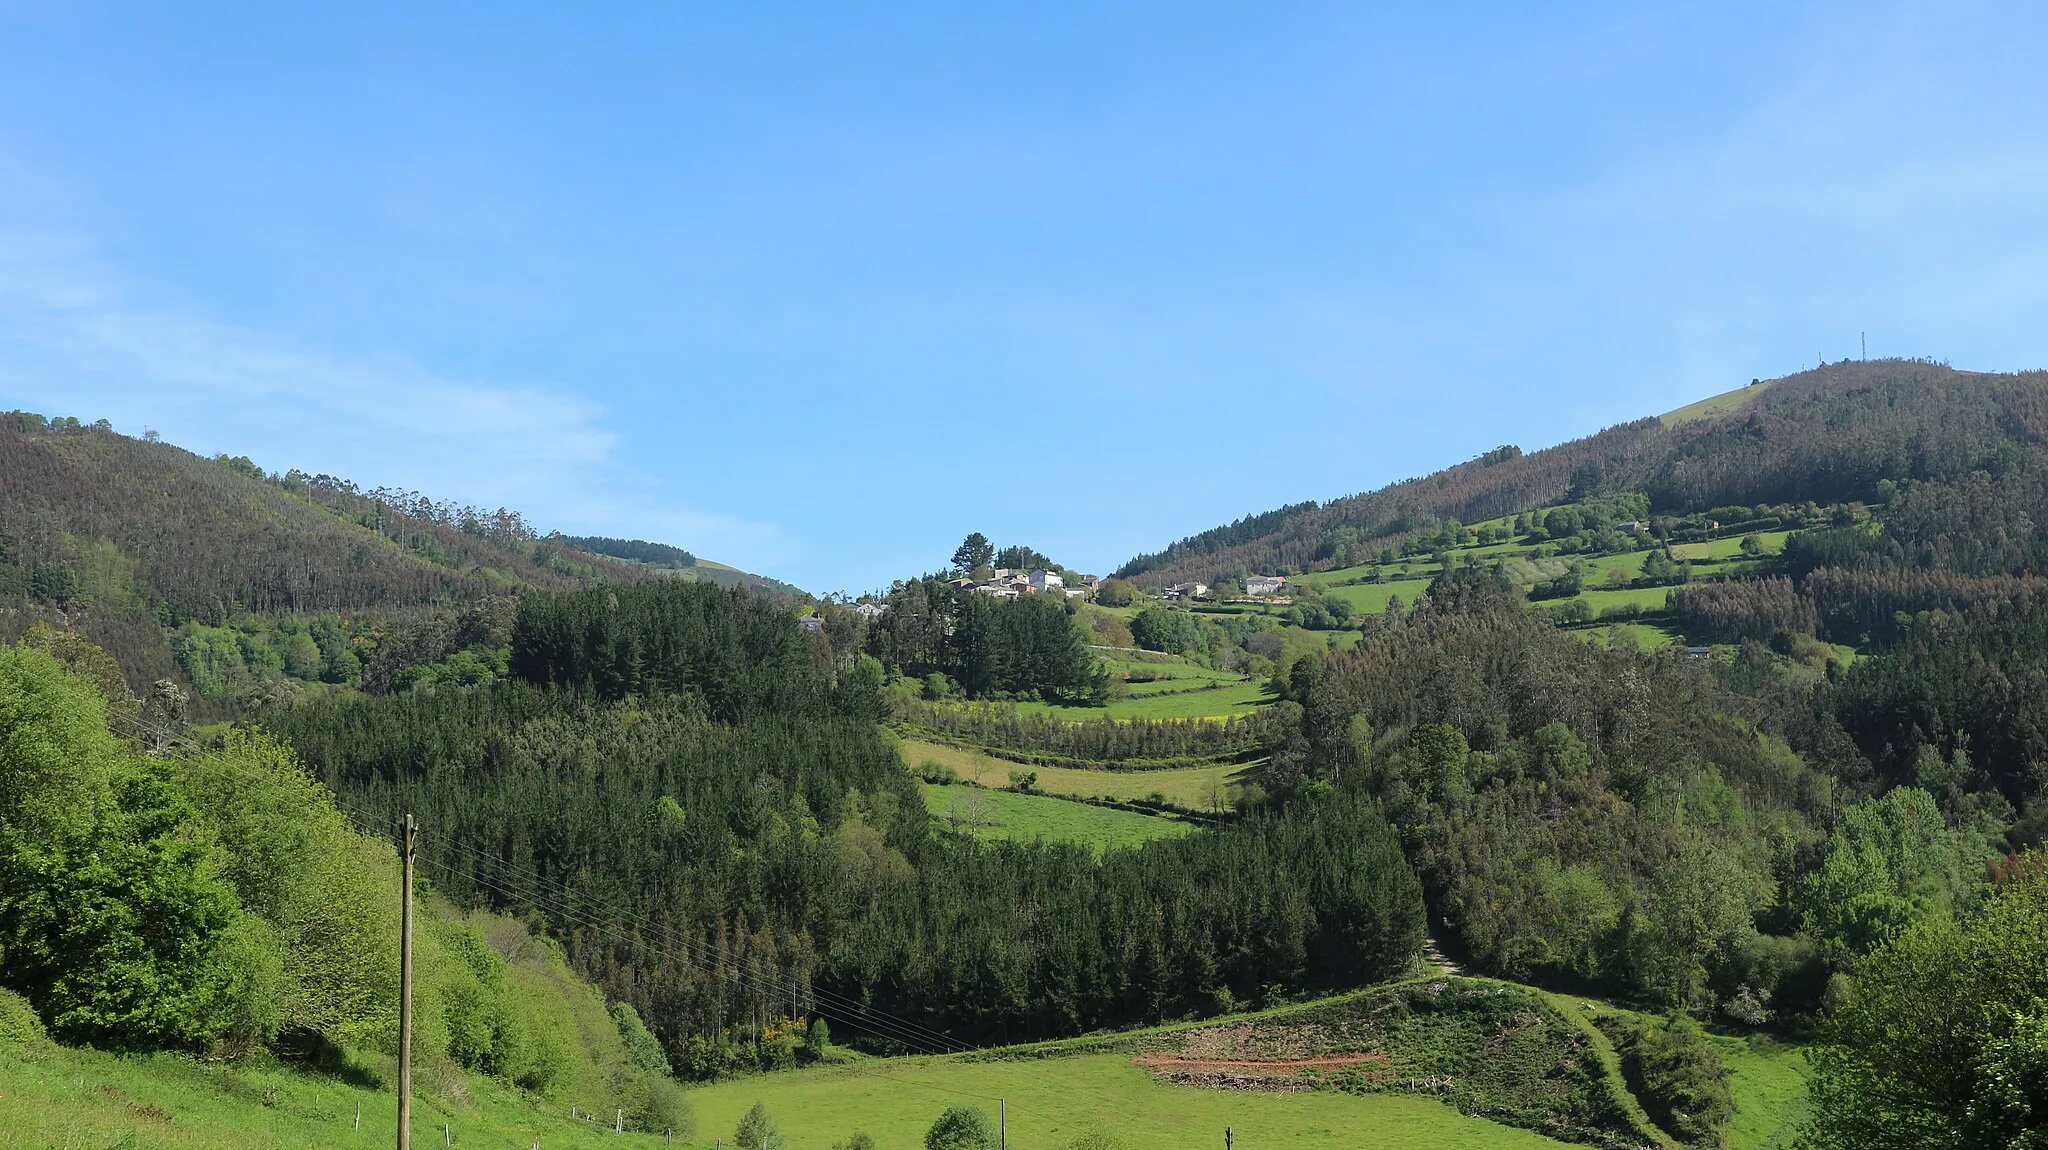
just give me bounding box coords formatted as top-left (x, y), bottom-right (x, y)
top-left (0, 236), bottom-right (613, 467)
top-left (0, 236), bottom-right (792, 569)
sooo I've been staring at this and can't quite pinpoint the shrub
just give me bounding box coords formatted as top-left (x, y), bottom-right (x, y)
top-left (0, 987), bottom-right (48, 1043)
top-left (613, 1001), bottom-right (672, 1075)
top-left (735, 1102), bottom-right (785, 1150)
top-left (925, 1106), bottom-right (996, 1150)
top-left (1610, 1014), bottom-right (1733, 1147)
top-left (622, 1071), bottom-right (694, 1137)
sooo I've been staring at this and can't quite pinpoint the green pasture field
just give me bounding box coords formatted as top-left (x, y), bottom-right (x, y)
top-left (0, 1038), bottom-right (674, 1150)
top-left (1106, 656), bottom-right (1237, 680)
top-left (1717, 1037), bottom-right (1810, 1150)
top-left (1661, 379), bottom-right (1775, 425)
top-left (1018, 680), bottom-right (1273, 721)
top-left (1109, 658), bottom-right (1244, 698)
top-left (919, 782), bottom-right (1199, 851)
top-left (1576, 585), bottom-right (1673, 613)
top-left (1572, 622), bottom-right (1683, 650)
top-left (1316, 577), bottom-right (1435, 615)
top-left (685, 1050), bottom-right (1569, 1150)
top-left (900, 739), bottom-right (1248, 810)
top-left (1667, 531), bottom-right (1791, 561)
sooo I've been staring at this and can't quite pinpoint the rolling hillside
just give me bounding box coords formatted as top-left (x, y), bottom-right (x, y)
top-left (1116, 359), bottom-right (2019, 586)
top-left (0, 410), bottom-right (800, 696)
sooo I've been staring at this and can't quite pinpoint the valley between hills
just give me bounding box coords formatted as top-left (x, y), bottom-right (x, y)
top-left (3, 359), bottom-right (2043, 1148)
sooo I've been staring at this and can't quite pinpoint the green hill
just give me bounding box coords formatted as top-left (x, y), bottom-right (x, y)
top-left (1115, 359), bottom-right (2006, 586)
top-left (0, 410), bottom-right (800, 702)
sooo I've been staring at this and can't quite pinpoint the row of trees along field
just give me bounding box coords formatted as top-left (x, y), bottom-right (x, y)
top-left (264, 581), bottom-right (1425, 1073)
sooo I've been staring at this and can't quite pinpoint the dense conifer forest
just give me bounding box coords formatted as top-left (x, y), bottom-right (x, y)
top-left (265, 584), bottom-right (1425, 1067)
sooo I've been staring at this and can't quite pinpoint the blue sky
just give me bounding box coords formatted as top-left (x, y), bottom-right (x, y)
top-left (2, 3), bottom-right (2045, 592)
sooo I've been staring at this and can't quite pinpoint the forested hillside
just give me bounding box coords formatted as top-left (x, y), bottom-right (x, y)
top-left (0, 411), bottom-right (794, 706)
top-left (1103, 359), bottom-right (2048, 1144)
top-left (1119, 360), bottom-right (2030, 586)
top-left (267, 582), bottom-right (1425, 1065)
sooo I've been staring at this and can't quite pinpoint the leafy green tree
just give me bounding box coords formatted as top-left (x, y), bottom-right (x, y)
top-left (613, 1000), bottom-right (673, 1075)
top-left (1130, 606), bottom-right (1202, 654)
top-left (925, 1105), bottom-right (996, 1150)
top-left (1800, 787), bottom-right (1985, 966)
top-left (179, 729), bottom-right (398, 1046)
top-left (1094, 578), bottom-right (1139, 607)
top-left (1804, 856), bottom-right (2048, 1149)
top-left (0, 646), bottom-right (266, 1051)
top-left (734, 1102), bottom-right (786, 1150)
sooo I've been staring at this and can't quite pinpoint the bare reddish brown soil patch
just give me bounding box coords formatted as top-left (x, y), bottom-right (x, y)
top-left (1133, 1050), bottom-right (1390, 1091)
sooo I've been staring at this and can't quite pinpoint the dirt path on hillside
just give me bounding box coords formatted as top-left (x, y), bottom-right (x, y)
top-left (1423, 934), bottom-right (1463, 975)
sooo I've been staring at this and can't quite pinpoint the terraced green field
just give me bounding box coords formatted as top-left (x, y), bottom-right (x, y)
top-left (901, 738), bottom-right (1249, 811)
top-left (1315, 577), bottom-right (1435, 615)
top-left (1572, 622), bottom-right (1683, 649)
top-left (1018, 679), bottom-right (1273, 720)
top-left (1668, 530), bottom-right (1791, 561)
top-left (919, 781), bottom-right (1199, 850)
top-left (1577, 585), bottom-right (1673, 613)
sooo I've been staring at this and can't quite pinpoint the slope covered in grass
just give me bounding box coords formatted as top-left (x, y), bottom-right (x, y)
top-left (901, 737), bottom-right (1249, 810)
top-left (918, 781), bottom-right (1199, 850)
top-left (0, 1027), bottom-right (680, 1150)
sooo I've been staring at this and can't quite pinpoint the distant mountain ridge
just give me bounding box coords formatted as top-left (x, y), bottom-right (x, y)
top-left (564, 534), bottom-right (805, 598)
top-left (1116, 360), bottom-right (2015, 585)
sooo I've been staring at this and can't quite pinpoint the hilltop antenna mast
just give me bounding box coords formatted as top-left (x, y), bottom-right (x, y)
top-left (1862, 332), bottom-right (1867, 361)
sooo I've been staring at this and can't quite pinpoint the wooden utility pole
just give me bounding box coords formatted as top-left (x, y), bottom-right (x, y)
top-left (398, 813), bottom-right (417, 1150)
top-left (1000, 1100), bottom-right (1006, 1150)
top-left (1226, 1127), bottom-right (1233, 1150)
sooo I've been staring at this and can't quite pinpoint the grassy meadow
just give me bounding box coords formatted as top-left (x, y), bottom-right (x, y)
top-left (1717, 1037), bottom-right (1810, 1150)
top-left (1661, 380), bottom-right (1775, 425)
top-left (901, 738), bottom-right (1248, 811)
top-left (1016, 679), bottom-right (1273, 721)
top-left (1667, 530), bottom-right (1791, 562)
top-left (685, 1050), bottom-right (1570, 1150)
top-left (918, 781), bottom-right (1199, 850)
top-left (0, 1038), bottom-right (678, 1150)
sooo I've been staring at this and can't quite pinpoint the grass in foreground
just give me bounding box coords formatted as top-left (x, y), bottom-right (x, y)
top-left (0, 1037), bottom-right (674, 1150)
top-left (1716, 1036), bottom-right (1810, 1150)
top-left (900, 738), bottom-right (1249, 810)
top-left (918, 781), bottom-right (1199, 850)
top-left (686, 1050), bottom-right (1568, 1149)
